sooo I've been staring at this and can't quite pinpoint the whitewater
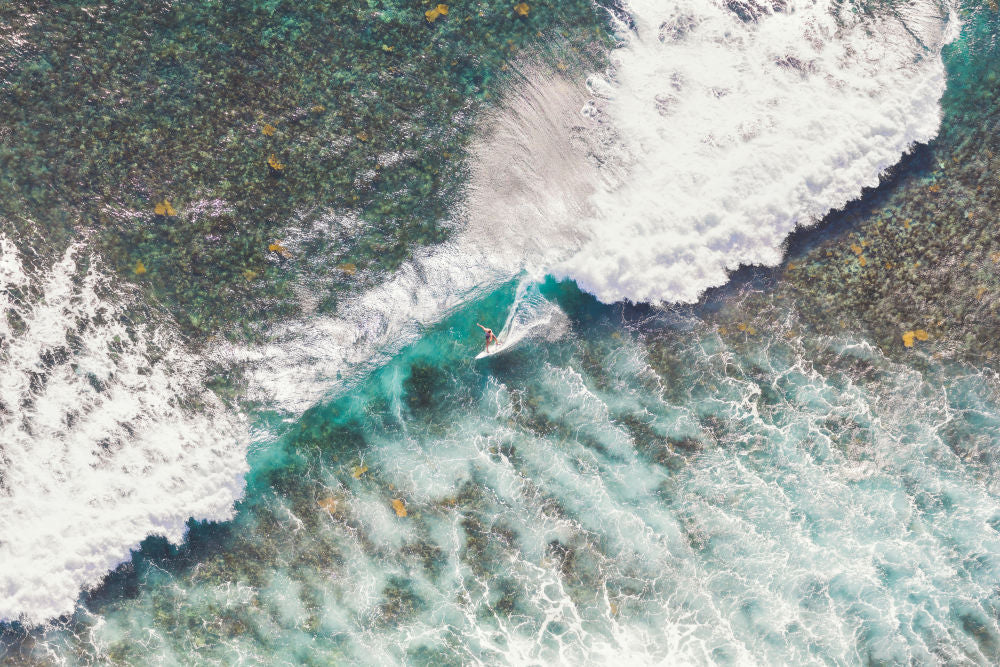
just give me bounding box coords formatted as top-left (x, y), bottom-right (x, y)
top-left (0, 236), bottom-right (248, 622)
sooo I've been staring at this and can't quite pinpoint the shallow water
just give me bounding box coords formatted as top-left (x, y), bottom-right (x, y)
top-left (2, 0), bottom-right (1000, 664)
top-left (12, 280), bottom-right (1000, 664)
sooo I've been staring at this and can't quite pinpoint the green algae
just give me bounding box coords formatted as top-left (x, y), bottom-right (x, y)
top-left (377, 576), bottom-right (424, 626)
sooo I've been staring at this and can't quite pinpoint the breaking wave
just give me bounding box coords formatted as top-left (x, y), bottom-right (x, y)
top-left (229, 0), bottom-right (957, 412)
top-left (556, 0), bottom-right (957, 302)
top-left (0, 235), bottom-right (247, 623)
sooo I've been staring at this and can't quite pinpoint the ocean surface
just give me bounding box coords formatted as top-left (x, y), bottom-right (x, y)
top-left (2, 0), bottom-right (999, 664)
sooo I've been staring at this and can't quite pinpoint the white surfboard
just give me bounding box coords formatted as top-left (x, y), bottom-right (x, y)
top-left (474, 329), bottom-right (527, 359)
top-left (475, 345), bottom-right (502, 360)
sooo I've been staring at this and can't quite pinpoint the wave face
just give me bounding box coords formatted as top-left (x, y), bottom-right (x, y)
top-left (557, 0), bottom-right (955, 303)
top-left (0, 236), bottom-right (247, 623)
top-left (223, 71), bottom-right (607, 413)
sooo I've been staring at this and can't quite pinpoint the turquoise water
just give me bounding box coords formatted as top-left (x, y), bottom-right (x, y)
top-left (8, 280), bottom-right (1000, 663)
top-left (3, 0), bottom-right (1000, 664)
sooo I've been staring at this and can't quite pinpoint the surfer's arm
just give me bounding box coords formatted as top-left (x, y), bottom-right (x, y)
top-left (476, 323), bottom-right (488, 332)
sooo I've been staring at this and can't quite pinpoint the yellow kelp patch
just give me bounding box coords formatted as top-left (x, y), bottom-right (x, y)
top-left (515, 3), bottom-right (531, 16)
top-left (154, 199), bottom-right (176, 216)
top-left (261, 123), bottom-right (276, 136)
top-left (392, 498), bottom-right (407, 517)
top-left (133, 260), bottom-right (147, 275)
top-left (902, 329), bottom-right (930, 348)
top-left (268, 241), bottom-right (292, 258)
top-left (425, 4), bottom-right (448, 22)
top-left (351, 464), bottom-right (368, 479)
top-left (318, 496), bottom-right (339, 513)
top-left (267, 154), bottom-right (285, 171)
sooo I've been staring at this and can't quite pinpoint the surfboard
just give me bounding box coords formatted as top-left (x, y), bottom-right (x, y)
top-left (474, 321), bottom-right (538, 358)
top-left (474, 344), bottom-right (502, 360)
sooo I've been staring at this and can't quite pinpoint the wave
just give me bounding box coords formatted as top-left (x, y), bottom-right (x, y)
top-left (227, 0), bottom-right (956, 413)
top-left (0, 235), bottom-right (248, 623)
top-left (556, 0), bottom-right (957, 303)
top-left (0, 0), bottom-right (961, 626)
top-left (222, 69), bottom-right (608, 413)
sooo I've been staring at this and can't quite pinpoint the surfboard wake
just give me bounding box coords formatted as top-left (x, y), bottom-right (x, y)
top-left (475, 280), bottom-right (566, 359)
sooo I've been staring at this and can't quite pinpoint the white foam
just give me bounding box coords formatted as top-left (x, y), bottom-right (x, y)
top-left (556, 0), bottom-right (956, 303)
top-left (0, 236), bottom-right (248, 623)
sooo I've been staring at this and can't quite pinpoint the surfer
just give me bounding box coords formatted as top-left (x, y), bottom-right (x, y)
top-left (477, 323), bottom-right (499, 353)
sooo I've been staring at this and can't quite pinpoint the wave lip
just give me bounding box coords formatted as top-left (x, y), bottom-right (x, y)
top-left (557, 0), bottom-right (956, 304)
top-left (0, 236), bottom-right (248, 624)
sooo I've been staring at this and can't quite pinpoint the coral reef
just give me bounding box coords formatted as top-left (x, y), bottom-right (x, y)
top-left (0, 0), bottom-right (612, 337)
